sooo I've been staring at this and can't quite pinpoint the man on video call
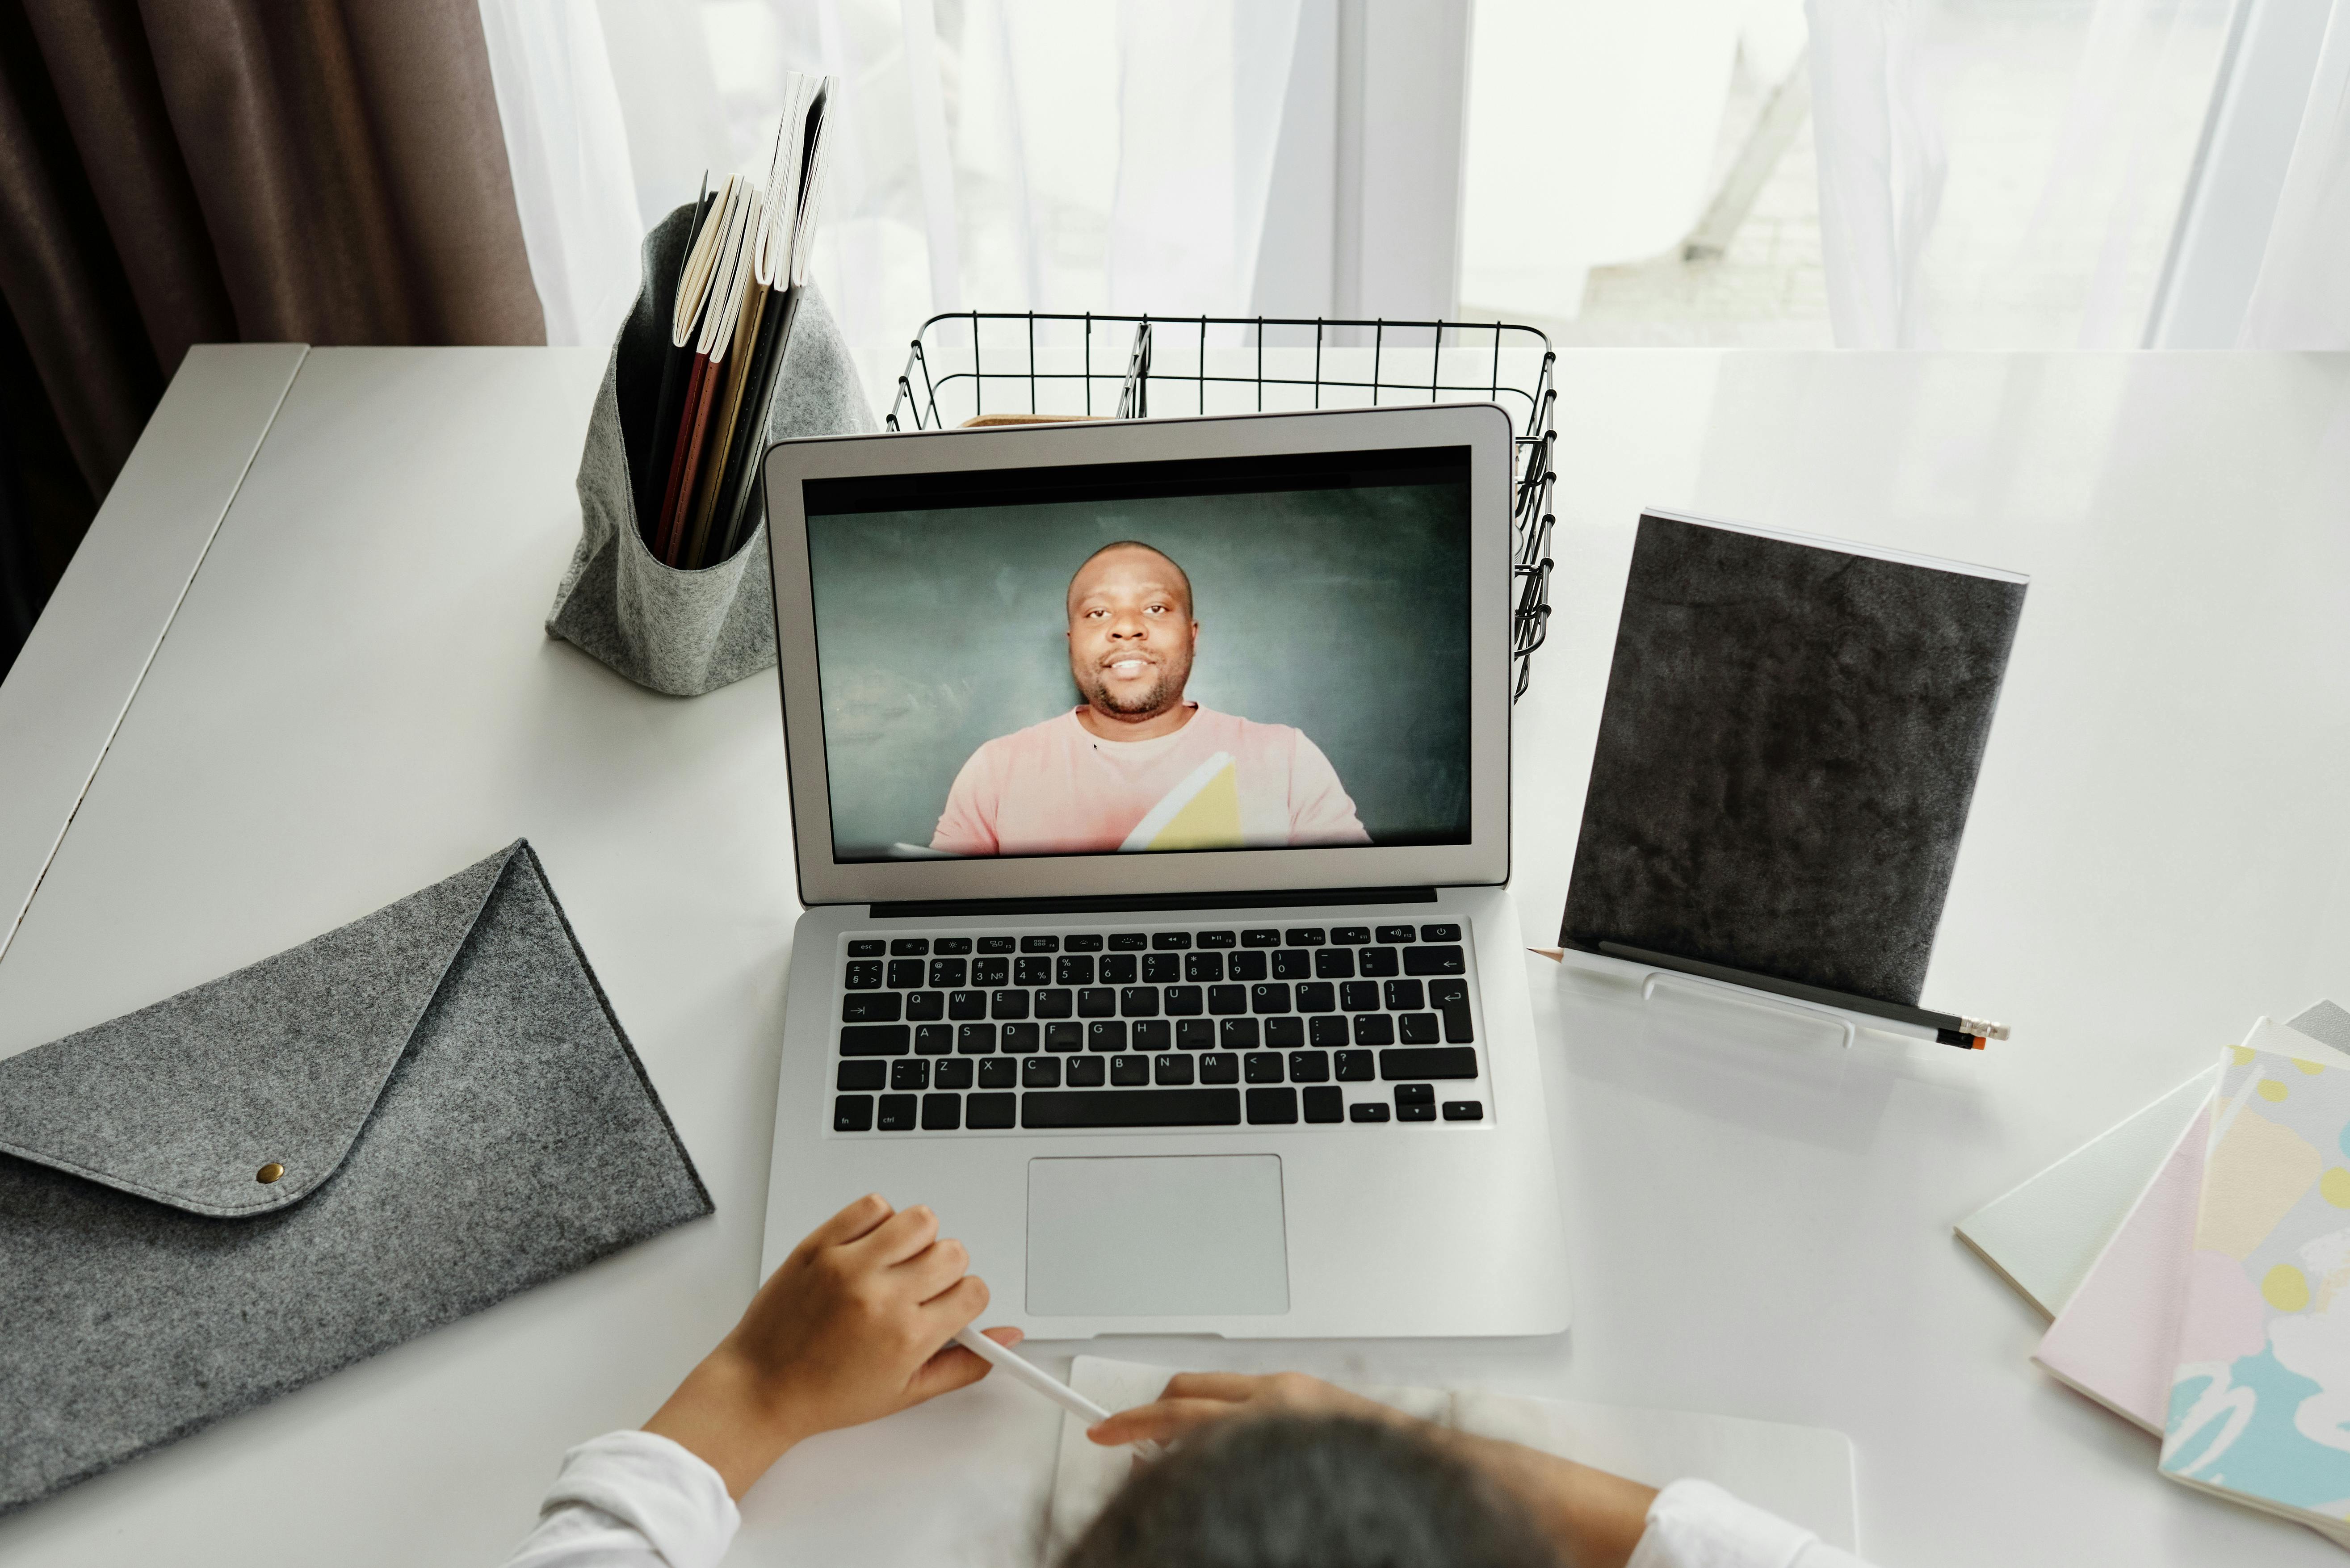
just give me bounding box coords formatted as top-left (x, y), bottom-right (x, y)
top-left (930, 541), bottom-right (1371, 856)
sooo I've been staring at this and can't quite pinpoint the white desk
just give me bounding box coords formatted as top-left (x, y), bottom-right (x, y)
top-left (0, 348), bottom-right (2344, 1565)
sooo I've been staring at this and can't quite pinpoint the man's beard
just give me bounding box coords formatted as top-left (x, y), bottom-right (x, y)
top-left (1085, 657), bottom-right (1186, 717)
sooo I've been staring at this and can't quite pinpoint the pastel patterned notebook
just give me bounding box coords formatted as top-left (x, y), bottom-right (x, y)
top-left (2161, 1043), bottom-right (2350, 1546)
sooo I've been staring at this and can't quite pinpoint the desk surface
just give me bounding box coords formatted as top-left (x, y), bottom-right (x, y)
top-left (1, 348), bottom-right (2346, 1565)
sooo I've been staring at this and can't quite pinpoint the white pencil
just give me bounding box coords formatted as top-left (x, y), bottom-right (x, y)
top-left (954, 1326), bottom-right (1166, 1458)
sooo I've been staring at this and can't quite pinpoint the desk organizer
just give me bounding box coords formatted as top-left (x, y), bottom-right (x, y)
top-left (885, 312), bottom-right (1558, 698)
top-left (547, 203), bottom-right (876, 697)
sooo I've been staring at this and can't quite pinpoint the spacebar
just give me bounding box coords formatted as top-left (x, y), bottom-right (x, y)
top-left (1020, 1089), bottom-right (1242, 1128)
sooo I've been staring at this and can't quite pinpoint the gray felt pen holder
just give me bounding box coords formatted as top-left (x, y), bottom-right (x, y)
top-left (546, 201), bottom-right (877, 697)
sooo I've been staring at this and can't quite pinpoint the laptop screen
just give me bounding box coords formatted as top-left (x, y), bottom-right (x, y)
top-left (800, 444), bottom-right (1473, 865)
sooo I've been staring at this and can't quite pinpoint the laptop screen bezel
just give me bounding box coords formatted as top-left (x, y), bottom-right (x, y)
top-left (763, 404), bottom-right (1514, 907)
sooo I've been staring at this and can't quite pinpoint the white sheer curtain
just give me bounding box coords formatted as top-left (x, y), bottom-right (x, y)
top-left (2229, 0), bottom-right (2350, 346)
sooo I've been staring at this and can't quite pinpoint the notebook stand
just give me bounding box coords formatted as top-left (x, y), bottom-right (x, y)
top-left (1637, 967), bottom-right (1857, 1050)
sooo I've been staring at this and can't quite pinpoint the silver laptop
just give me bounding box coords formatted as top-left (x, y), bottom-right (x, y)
top-left (755, 403), bottom-right (1567, 1338)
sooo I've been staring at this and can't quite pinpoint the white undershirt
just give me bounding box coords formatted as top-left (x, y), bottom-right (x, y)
top-left (497, 1430), bottom-right (1876, 1568)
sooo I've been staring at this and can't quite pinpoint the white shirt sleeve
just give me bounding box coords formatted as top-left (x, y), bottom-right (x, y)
top-left (499, 1431), bottom-right (740, 1568)
top-left (1626, 1479), bottom-right (1875, 1568)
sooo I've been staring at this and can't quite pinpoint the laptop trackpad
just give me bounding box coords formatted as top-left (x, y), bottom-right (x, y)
top-left (1026, 1155), bottom-right (1289, 1318)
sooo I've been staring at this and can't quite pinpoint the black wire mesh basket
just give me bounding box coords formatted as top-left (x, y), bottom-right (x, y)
top-left (885, 312), bottom-right (1557, 699)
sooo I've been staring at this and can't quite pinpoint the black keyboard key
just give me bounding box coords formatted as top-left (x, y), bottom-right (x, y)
top-left (891, 1059), bottom-right (929, 1090)
top-left (1247, 1087), bottom-right (1298, 1125)
top-left (1197, 929), bottom-right (1236, 948)
top-left (1088, 1021), bottom-right (1127, 1052)
top-left (1295, 982), bottom-right (1335, 1014)
top-left (1335, 1049), bottom-right (1374, 1081)
top-left (1340, 981), bottom-right (1379, 1012)
top-left (1035, 988), bottom-right (1074, 1019)
top-left (1024, 1057), bottom-right (1062, 1088)
top-left (1382, 1048), bottom-right (1479, 1081)
top-left (1395, 1082), bottom-right (1435, 1107)
top-left (1303, 1086), bottom-right (1343, 1123)
top-left (973, 957), bottom-right (1010, 987)
top-left (1208, 984), bottom-right (1247, 1016)
top-left (1358, 947), bottom-right (1400, 978)
top-left (834, 1094), bottom-right (874, 1131)
top-left (1265, 1016), bottom-right (1305, 1048)
top-left (1142, 953), bottom-right (1180, 984)
top-left (1021, 935), bottom-right (1060, 952)
top-left (1443, 1101), bottom-right (1484, 1122)
top-left (1241, 928), bottom-right (1281, 948)
top-left (1252, 983), bottom-right (1292, 1014)
top-left (1100, 954), bottom-right (1138, 985)
top-left (1154, 1053), bottom-right (1194, 1085)
top-left (1063, 933), bottom-right (1104, 952)
top-left (1022, 1089), bottom-right (1242, 1128)
top-left (1350, 1102), bottom-right (1391, 1123)
top-left (933, 937), bottom-right (972, 955)
top-left (1108, 932), bottom-right (1147, 950)
top-left (1313, 948), bottom-right (1355, 979)
top-left (844, 961), bottom-right (883, 989)
top-left (1200, 1052), bottom-right (1240, 1083)
top-left (1001, 1023), bottom-right (1040, 1054)
top-left (1429, 978), bottom-right (1469, 1007)
top-left (1398, 1012), bottom-right (1441, 1044)
top-left (922, 1093), bottom-right (961, 1131)
top-left (1385, 979), bottom-right (1424, 1010)
top-left (1443, 1008), bottom-right (1474, 1044)
top-left (1330, 927), bottom-right (1371, 946)
top-left (1184, 951), bottom-right (1225, 983)
top-left (915, 1024), bottom-right (953, 1056)
top-left (977, 935), bottom-right (1016, 954)
top-left (1351, 1014), bottom-right (1395, 1046)
top-left (935, 1059), bottom-right (975, 1090)
top-left (887, 958), bottom-right (924, 988)
top-left (1015, 956), bottom-right (1053, 986)
top-left (1245, 1051), bottom-right (1285, 1084)
top-left (1178, 1019), bottom-right (1216, 1049)
top-left (906, 991), bottom-right (945, 1021)
top-left (1404, 945), bottom-right (1466, 977)
top-left (1309, 1016), bottom-right (1350, 1047)
top-left (1164, 985), bottom-right (1204, 1016)
top-left (1057, 954), bottom-right (1095, 986)
top-left (840, 1024), bottom-right (910, 1057)
top-left (1078, 987), bottom-right (1117, 1018)
top-left (1111, 1055), bottom-right (1150, 1086)
top-left (949, 990), bottom-right (987, 1020)
top-left (966, 1091), bottom-right (1016, 1128)
top-left (890, 938), bottom-right (930, 956)
top-left (978, 1058), bottom-right (1017, 1088)
top-left (842, 991), bottom-right (901, 1023)
top-left (1066, 1057), bottom-right (1107, 1086)
top-left (1420, 923), bottom-right (1462, 942)
top-left (1271, 951), bottom-right (1310, 981)
top-left (1121, 986), bottom-right (1160, 1016)
top-left (957, 1023), bottom-right (996, 1054)
top-left (1288, 1050), bottom-right (1329, 1082)
top-left (848, 939), bottom-right (886, 957)
top-left (1228, 950), bottom-right (1268, 982)
top-left (1285, 927), bottom-right (1326, 946)
top-left (877, 1093), bottom-right (918, 1129)
top-left (1133, 1019), bottom-right (1171, 1051)
top-left (992, 989), bottom-right (1030, 1020)
top-left (1399, 1103), bottom-right (1436, 1122)
top-left (837, 1061), bottom-right (886, 1091)
top-left (1046, 1022), bottom-right (1083, 1052)
top-left (1152, 931), bottom-right (1192, 949)
top-left (1375, 925), bottom-right (1416, 943)
top-left (1221, 1018), bottom-right (1261, 1049)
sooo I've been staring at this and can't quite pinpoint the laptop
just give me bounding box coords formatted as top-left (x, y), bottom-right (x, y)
top-left (755, 403), bottom-right (1568, 1339)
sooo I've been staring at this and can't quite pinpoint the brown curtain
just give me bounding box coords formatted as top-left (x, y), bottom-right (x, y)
top-left (0, 0), bottom-right (546, 674)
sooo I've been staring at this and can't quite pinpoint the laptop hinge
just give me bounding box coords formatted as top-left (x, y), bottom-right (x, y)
top-left (869, 886), bottom-right (1441, 920)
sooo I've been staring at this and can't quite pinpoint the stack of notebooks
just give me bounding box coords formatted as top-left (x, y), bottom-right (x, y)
top-left (639, 72), bottom-right (836, 571)
top-left (1959, 1002), bottom-right (2350, 1546)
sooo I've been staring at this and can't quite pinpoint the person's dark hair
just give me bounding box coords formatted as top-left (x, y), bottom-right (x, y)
top-left (1068, 540), bottom-right (1194, 617)
top-left (1057, 1415), bottom-right (1561, 1568)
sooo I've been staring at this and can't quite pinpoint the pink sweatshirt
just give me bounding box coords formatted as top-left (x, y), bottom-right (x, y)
top-left (930, 705), bottom-right (1370, 857)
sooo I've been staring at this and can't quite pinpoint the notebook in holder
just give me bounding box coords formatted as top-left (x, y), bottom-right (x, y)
top-left (1561, 511), bottom-right (2027, 1007)
top-left (0, 842), bottom-right (711, 1515)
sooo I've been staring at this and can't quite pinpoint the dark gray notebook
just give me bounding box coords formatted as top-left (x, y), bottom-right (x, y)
top-left (1561, 513), bottom-right (2027, 1007)
top-left (0, 841), bottom-right (712, 1515)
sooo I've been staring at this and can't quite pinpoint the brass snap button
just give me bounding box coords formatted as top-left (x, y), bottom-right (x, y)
top-left (256, 1162), bottom-right (285, 1184)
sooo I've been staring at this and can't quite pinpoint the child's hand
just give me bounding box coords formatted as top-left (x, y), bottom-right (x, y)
top-left (645, 1194), bottom-right (1018, 1497)
top-left (1085, 1371), bottom-right (1407, 1451)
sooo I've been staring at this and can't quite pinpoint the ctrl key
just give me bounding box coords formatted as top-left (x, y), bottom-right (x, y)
top-left (833, 1094), bottom-right (875, 1132)
top-left (876, 1093), bottom-right (919, 1131)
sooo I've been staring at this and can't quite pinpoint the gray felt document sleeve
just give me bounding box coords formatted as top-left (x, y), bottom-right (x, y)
top-left (0, 842), bottom-right (713, 1516)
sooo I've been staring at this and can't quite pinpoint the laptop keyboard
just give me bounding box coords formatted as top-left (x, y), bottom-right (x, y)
top-left (828, 923), bottom-right (1488, 1134)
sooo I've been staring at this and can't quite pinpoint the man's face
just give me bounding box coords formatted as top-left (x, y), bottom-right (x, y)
top-left (1066, 547), bottom-right (1197, 721)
